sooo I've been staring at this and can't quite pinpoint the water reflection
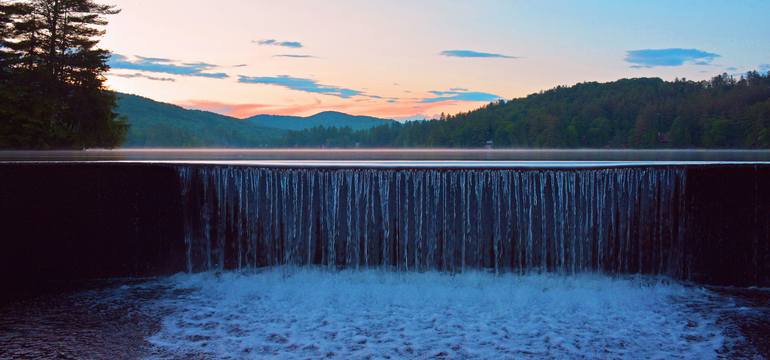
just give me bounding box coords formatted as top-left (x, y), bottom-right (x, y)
top-left (1, 148), bottom-right (770, 163)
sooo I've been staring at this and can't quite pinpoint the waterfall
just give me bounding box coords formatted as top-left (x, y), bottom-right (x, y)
top-left (178, 166), bottom-right (688, 276)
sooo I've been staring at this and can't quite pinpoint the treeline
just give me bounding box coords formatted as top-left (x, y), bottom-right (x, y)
top-left (0, 0), bottom-right (126, 149)
top-left (283, 73), bottom-right (770, 148)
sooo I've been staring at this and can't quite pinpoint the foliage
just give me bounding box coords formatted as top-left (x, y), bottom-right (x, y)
top-left (284, 73), bottom-right (770, 148)
top-left (117, 93), bottom-right (287, 147)
top-left (115, 95), bottom-right (396, 147)
top-left (0, 0), bottom-right (126, 149)
top-left (246, 111), bottom-right (393, 131)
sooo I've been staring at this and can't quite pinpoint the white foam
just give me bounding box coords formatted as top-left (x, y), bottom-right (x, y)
top-left (146, 269), bottom-right (727, 359)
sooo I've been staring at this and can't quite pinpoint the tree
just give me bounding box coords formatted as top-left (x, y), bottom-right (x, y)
top-left (0, 0), bottom-right (126, 149)
top-left (668, 117), bottom-right (693, 147)
top-left (0, 1), bottom-right (33, 146)
top-left (279, 73), bottom-right (770, 149)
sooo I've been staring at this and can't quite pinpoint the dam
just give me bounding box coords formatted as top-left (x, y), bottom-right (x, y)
top-left (1, 150), bottom-right (768, 286)
top-left (1, 150), bottom-right (769, 358)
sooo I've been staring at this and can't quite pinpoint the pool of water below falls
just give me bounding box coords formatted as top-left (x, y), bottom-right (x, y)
top-left (1, 269), bottom-right (768, 359)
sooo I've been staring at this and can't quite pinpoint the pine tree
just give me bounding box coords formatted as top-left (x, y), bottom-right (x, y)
top-left (0, 1), bottom-right (31, 146)
top-left (0, 0), bottom-right (126, 149)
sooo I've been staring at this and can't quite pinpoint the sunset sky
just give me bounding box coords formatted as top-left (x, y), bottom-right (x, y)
top-left (102, 0), bottom-right (770, 120)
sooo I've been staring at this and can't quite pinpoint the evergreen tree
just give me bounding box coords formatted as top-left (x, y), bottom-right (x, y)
top-left (281, 73), bottom-right (770, 149)
top-left (0, 0), bottom-right (126, 149)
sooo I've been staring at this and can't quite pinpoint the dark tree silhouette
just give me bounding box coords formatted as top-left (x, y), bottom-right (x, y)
top-left (281, 73), bottom-right (770, 149)
top-left (0, 0), bottom-right (126, 149)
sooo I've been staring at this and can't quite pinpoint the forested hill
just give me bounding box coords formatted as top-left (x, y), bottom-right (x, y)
top-left (115, 94), bottom-right (393, 147)
top-left (247, 112), bottom-right (393, 131)
top-left (283, 72), bottom-right (770, 148)
top-left (116, 93), bottom-right (286, 147)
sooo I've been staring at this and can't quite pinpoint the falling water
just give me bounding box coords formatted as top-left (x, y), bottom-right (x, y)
top-left (178, 166), bottom-right (688, 277)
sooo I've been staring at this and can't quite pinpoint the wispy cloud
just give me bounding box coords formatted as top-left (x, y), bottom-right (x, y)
top-left (273, 54), bottom-right (317, 59)
top-left (109, 72), bottom-right (175, 82)
top-left (109, 54), bottom-right (228, 78)
top-left (135, 55), bottom-right (173, 63)
top-left (420, 89), bottom-right (502, 103)
top-left (358, 99), bottom-right (467, 120)
top-left (760, 64), bottom-right (770, 73)
top-left (440, 50), bottom-right (516, 59)
top-left (238, 75), bottom-right (364, 98)
top-left (625, 48), bottom-right (720, 68)
top-left (255, 39), bottom-right (303, 48)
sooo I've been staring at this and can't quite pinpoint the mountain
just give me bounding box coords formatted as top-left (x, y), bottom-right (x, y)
top-left (115, 94), bottom-right (395, 147)
top-left (245, 111), bottom-right (394, 131)
top-left (284, 72), bottom-right (770, 148)
top-left (116, 93), bottom-right (286, 147)
top-left (116, 72), bottom-right (770, 149)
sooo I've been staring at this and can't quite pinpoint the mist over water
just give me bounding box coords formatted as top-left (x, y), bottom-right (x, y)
top-left (2, 148), bottom-right (770, 162)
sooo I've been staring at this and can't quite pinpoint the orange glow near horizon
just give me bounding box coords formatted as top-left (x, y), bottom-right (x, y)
top-left (175, 98), bottom-right (478, 120)
top-left (102, 0), bottom-right (767, 120)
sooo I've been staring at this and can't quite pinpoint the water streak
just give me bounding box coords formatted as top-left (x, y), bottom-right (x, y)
top-left (179, 167), bottom-right (687, 276)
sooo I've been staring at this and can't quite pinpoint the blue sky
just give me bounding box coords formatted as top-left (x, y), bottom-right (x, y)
top-left (103, 0), bottom-right (770, 119)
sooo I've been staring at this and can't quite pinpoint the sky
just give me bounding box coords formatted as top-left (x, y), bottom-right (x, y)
top-left (101, 0), bottom-right (770, 120)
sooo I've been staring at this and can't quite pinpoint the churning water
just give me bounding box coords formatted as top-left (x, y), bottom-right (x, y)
top-left (2, 270), bottom-right (769, 359)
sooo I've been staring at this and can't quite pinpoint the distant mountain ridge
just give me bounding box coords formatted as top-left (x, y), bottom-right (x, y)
top-left (116, 93), bottom-right (285, 147)
top-left (115, 93), bottom-right (394, 147)
top-left (246, 111), bottom-right (394, 131)
top-left (283, 73), bottom-right (770, 148)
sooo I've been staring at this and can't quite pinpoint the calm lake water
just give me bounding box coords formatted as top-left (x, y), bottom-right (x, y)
top-left (2, 148), bottom-right (770, 165)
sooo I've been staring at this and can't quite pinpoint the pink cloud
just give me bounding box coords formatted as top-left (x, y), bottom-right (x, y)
top-left (176, 97), bottom-right (486, 120)
top-left (177, 99), bottom-right (352, 118)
